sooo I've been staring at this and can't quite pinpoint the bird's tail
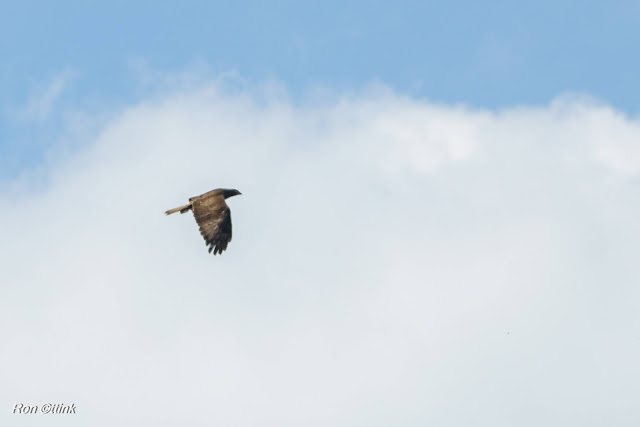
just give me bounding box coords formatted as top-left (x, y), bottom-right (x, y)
top-left (165, 203), bottom-right (192, 215)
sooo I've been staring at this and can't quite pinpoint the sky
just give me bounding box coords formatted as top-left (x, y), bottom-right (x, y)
top-left (1, 1), bottom-right (640, 426)
top-left (2, 0), bottom-right (640, 178)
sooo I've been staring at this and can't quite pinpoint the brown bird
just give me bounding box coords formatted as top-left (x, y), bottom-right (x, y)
top-left (165, 188), bottom-right (242, 255)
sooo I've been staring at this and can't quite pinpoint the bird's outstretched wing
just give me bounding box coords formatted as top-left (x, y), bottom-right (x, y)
top-left (192, 198), bottom-right (232, 255)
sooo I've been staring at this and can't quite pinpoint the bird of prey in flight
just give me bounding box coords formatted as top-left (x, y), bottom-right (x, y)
top-left (165, 188), bottom-right (242, 255)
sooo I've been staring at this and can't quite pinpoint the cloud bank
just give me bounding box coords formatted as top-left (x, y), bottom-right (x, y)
top-left (1, 81), bottom-right (639, 426)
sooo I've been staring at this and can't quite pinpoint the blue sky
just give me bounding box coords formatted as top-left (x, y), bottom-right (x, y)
top-left (2, 0), bottom-right (639, 178)
top-left (3, 0), bottom-right (639, 109)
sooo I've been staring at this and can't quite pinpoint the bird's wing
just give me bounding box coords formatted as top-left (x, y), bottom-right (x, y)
top-left (192, 197), bottom-right (232, 255)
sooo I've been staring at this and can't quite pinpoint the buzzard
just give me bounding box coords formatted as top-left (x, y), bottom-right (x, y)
top-left (165, 188), bottom-right (242, 255)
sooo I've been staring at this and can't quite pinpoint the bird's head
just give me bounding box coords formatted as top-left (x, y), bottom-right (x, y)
top-left (222, 189), bottom-right (242, 199)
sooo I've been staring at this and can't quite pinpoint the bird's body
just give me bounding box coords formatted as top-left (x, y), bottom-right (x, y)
top-left (165, 188), bottom-right (241, 255)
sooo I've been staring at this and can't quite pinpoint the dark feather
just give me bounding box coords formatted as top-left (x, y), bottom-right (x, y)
top-left (167, 188), bottom-right (240, 255)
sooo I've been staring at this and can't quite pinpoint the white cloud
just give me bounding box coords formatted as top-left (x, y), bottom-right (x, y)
top-left (1, 80), bottom-right (640, 426)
